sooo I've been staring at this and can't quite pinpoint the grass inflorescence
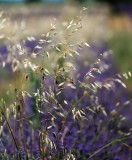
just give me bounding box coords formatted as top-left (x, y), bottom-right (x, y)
top-left (0, 8), bottom-right (132, 160)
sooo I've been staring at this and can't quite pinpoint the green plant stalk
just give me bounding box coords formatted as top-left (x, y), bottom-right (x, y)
top-left (19, 93), bottom-right (29, 159)
top-left (14, 113), bottom-right (17, 157)
top-left (52, 89), bottom-right (88, 159)
top-left (88, 136), bottom-right (132, 160)
top-left (59, 91), bottom-right (88, 140)
top-left (42, 65), bottom-right (59, 159)
top-left (0, 106), bottom-right (22, 160)
top-left (122, 142), bottom-right (132, 150)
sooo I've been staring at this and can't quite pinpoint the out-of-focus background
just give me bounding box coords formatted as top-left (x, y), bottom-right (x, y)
top-left (0, 0), bottom-right (132, 100)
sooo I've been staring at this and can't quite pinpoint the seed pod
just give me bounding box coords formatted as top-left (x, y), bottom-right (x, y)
top-left (25, 74), bottom-right (28, 80)
top-left (6, 108), bottom-right (10, 119)
top-left (0, 126), bottom-right (3, 135)
top-left (53, 132), bottom-right (56, 139)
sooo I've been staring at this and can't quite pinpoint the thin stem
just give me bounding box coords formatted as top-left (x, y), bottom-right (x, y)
top-left (122, 142), bottom-right (132, 150)
top-left (88, 136), bottom-right (132, 160)
top-left (58, 93), bottom-right (87, 141)
top-left (0, 106), bottom-right (22, 160)
top-left (19, 92), bottom-right (29, 159)
top-left (42, 65), bottom-right (59, 159)
top-left (52, 89), bottom-right (88, 159)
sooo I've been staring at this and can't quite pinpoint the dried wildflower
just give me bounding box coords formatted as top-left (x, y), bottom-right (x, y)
top-left (0, 126), bottom-right (3, 135)
top-left (100, 107), bottom-right (107, 117)
top-left (83, 42), bottom-right (90, 47)
top-left (128, 71), bottom-right (132, 77)
top-left (2, 61), bottom-right (5, 68)
top-left (64, 100), bottom-right (68, 105)
top-left (6, 108), bottom-right (10, 119)
top-left (27, 36), bottom-right (36, 41)
top-left (12, 58), bottom-right (20, 72)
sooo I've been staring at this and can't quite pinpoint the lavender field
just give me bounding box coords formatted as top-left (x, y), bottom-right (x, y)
top-left (0, 1), bottom-right (132, 160)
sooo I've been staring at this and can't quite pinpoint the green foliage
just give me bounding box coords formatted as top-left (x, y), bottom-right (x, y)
top-left (108, 32), bottom-right (132, 73)
top-left (58, 57), bottom-right (65, 68)
top-left (95, 0), bottom-right (132, 13)
top-left (108, 32), bottom-right (132, 91)
top-left (95, 0), bottom-right (132, 4)
top-left (26, 0), bottom-right (41, 3)
top-left (29, 69), bottom-right (40, 123)
top-left (69, 0), bottom-right (87, 4)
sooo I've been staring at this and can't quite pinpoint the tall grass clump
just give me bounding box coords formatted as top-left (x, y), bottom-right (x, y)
top-left (0, 8), bottom-right (132, 160)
